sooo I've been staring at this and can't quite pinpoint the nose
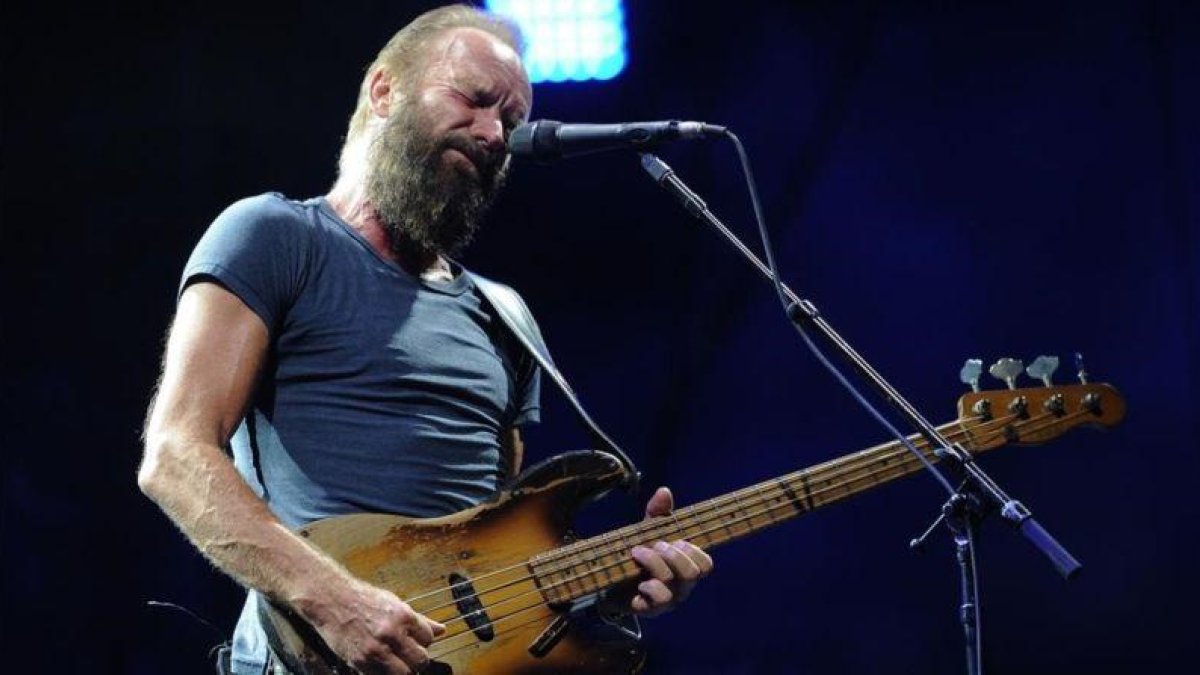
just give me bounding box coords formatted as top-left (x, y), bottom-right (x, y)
top-left (470, 108), bottom-right (506, 155)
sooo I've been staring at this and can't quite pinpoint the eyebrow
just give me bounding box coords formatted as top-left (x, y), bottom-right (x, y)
top-left (468, 84), bottom-right (528, 123)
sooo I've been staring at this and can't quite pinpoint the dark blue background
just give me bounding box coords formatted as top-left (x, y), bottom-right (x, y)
top-left (3, 1), bottom-right (1196, 673)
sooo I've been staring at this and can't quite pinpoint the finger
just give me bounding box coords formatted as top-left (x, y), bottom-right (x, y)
top-left (644, 486), bottom-right (674, 519)
top-left (408, 614), bottom-right (443, 646)
top-left (672, 540), bottom-right (714, 577)
top-left (655, 541), bottom-right (701, 582)
top-left (631, 591), bottom-right (669, 616)
top-left (631, 545), bottom-right (674, 582)
top-left (631, 593), bottom-right (652, 615)
top-left (637, 579), bottom-right (674, 608)
top-left (387, 654), bottom-right (413, 675)
top-left (396, 639), bottom-right (431, 673)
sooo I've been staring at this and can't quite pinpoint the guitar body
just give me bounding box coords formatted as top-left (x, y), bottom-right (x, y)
top-left (260, 450), bottom-right (646, 675)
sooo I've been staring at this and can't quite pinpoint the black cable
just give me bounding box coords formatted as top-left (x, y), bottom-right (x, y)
top-left (146, 599), bottom-right (224, 639)
top-left (720, 130), bottom-right (956, 496)
top-left (719, 129), bottom-right (981, 673)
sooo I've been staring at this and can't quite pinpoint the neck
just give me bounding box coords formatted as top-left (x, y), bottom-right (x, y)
top-left (327, 145), bottom-right (445, 279)
top-left (531, 420), bottom-right (965, 605)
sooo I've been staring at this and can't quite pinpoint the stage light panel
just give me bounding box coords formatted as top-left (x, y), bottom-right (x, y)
top-left (487, 0), bottom-right (628, 82)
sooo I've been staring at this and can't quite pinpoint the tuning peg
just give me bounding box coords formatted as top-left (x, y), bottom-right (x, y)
top-left (959, 359), bottom-right (983, 392)
top-left (988, 358), bottom-right (1024, 390)
top-left (1025, 355), bottom-right (1059, 387)
top-left (1074, 352), bottom-right (1089, 384)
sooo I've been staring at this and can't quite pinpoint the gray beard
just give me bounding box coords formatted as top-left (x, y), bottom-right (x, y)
top-left (364, 102), bottom-right (508, 260)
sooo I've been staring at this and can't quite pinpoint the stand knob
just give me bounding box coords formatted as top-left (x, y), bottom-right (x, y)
top-left (988, 358), bottom-right (1024, 390)
top-left (960, 359), bottom-right (983, 393)
top-left (1025, 355), bottom-right (1059, 387)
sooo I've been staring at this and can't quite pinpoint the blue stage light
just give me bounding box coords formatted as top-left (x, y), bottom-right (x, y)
top-left (487, 0), bottom-right (628, 83)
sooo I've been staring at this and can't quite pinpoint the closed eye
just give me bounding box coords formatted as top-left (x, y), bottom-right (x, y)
top-left (472, 89), bottom-right (497, 108)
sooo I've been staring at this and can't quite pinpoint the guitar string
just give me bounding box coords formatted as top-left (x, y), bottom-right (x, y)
top-left (401, 411), bottom-right (1011, 613)
top-left (409, 415), bottom-right (992, 621)
top-left (422, 406), bottom-right (1093, 653)
top-left (520, 401), bottom-right (1094, 580)
top-left (422, 408), bottom-right (1095, 654)
top-left (412, 407), bottom-right (1074, 627)
top-left (418, 408), bottom-right (1091, 644)
top-left (426, 468), bottom-right (864, 650)
top-left (427, 605), bottom-right (558, 661)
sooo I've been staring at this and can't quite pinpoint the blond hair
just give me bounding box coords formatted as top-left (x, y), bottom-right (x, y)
top-left (338, 4), bottom-right (523, 170)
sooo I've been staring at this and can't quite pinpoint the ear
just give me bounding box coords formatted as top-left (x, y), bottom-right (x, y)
top-left (367, 68), bottom-right (394, 119)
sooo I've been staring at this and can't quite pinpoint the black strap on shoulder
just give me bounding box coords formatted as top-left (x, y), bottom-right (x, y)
top-left (468, 270), bottom-right (640, 492)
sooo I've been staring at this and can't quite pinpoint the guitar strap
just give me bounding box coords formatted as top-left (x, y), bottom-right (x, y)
top-left (468, 271), bottom-right (640, 490)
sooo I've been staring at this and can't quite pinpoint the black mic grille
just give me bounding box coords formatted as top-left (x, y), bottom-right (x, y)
top-left (508, 120), bottom-right (563, 163)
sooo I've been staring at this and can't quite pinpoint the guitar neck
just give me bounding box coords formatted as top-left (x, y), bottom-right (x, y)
top-left (525, 380), bottom-right (1128, 604)
top-left (530, 420), bottom-right (968, 604)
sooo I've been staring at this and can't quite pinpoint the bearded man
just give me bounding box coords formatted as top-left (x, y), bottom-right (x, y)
top-left (138, 5), bottom-right (712, 675)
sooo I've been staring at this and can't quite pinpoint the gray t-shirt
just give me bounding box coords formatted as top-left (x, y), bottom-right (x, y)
top-left (180, 193), bottom-right (540, 672)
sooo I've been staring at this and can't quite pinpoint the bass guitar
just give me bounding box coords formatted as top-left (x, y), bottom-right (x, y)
top-left (262, 373), bottom-right (1124, 674)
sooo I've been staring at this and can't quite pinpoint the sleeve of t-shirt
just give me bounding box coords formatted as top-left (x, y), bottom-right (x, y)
top-left (512, 364), bottom-right (541, 426)
top-left (179, 193), bottom-right (309, 335)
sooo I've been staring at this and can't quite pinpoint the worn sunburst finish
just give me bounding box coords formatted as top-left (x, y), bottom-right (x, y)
top-left (261, 382), bottom-right (1126, 674)
top-left (261, 450), bottom-right (645, 674)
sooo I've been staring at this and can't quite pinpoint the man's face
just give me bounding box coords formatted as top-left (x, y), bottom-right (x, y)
top-left (366, 28), bottom-right (533, 259)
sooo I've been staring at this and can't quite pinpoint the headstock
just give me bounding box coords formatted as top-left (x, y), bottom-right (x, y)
top-left (954, 355), bottom-right (1125, 452)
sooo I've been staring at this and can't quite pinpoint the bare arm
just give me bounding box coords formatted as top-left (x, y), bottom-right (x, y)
top-left (138, 282), bottom-right (441, 673)
top-left (500, 427), bottom-right (525, 481)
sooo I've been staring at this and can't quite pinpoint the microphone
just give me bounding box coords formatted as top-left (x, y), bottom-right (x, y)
top-left (508, 119), bottom-right (726, 163)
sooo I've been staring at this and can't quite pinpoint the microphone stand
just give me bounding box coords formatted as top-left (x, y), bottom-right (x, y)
top-left (638, 151), bottom-right (1081, 675)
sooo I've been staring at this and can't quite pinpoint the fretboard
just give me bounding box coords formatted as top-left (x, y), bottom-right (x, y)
top-left (529, 420), bottom-right (969, 604)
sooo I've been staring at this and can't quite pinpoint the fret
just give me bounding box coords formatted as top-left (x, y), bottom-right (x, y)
top-left (737, 490), bottom-right (757, 535)
top-left (575, 553), bottom-right (600, 597)
top-left (718, 491), bottom-right (745, 544)
top-left (559, 560), bottom-right (577, 598)
top-left (657, 511), bottom-right (681, 542)
top-left (639, 515), bottom-right (672, 547)
top-left (724, 491), bottom-right (749, 540)
top-left (750, 485), bottom-right (779, 529)
top-left (607, 529), bottom-right (629, 581)
top-left (594, 531), bottom-right (615, 585)
top-left (529, 557), bottom-right (555, 603)
top-left (615, 527), bottom-right (638, 579)
top-left (668, 509), bottom-right (686, 542)
top-left (619, 526), bottom-right (638, 552)
top-left (799, 471), bottom-right (819, 510)
top-left (678, 502), bottom-right (708, 548)
top-left (539, 419), bottom-right (977, 600)
top-left (732, 489), bottom-right (755, 535)
top-left (580, 550), bottom-right (603, 594)
top-left (777, 476), bottom-right (806, 516)
top-left (752, 484), bottom-right (782, 528)
top-left (741, 488), bottom-right (769, 535)
top-left (734, 487), bottom-right (753, 535)
top-left (691, 498), bottom-right (727, 546)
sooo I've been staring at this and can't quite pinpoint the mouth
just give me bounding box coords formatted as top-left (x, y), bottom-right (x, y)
top-left (443, 147), bottom-right (480, 179)
top-left (440, 139), bottom-right (498, 185)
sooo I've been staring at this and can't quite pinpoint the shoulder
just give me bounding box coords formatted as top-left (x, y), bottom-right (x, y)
top-left (212, 192), bottom-right (315, 233)
top-left (183, 194), bottom-right (325, 327)
top-left (194, 192), bottom-right (327, 261)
